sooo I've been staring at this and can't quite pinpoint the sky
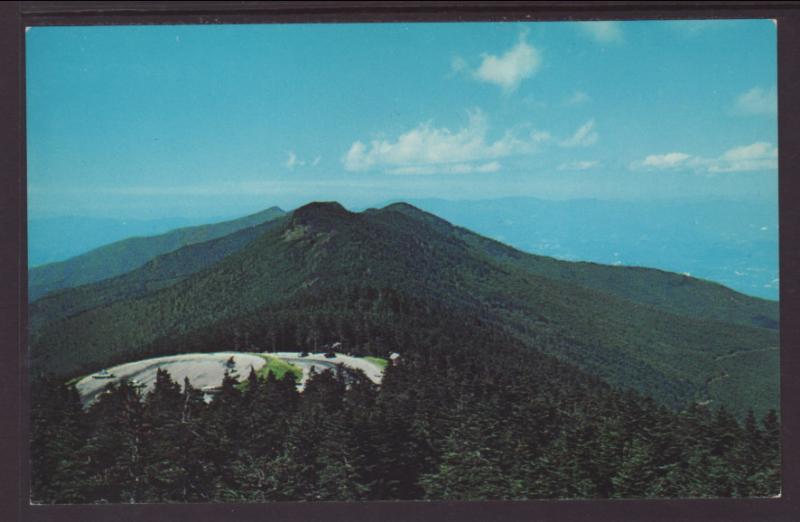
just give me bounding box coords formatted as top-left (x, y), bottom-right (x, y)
top-left (26, 19), bottom-right (778, 220)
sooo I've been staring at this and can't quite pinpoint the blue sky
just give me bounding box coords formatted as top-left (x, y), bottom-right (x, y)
top-left (26, 19), bottom-right (778, 219)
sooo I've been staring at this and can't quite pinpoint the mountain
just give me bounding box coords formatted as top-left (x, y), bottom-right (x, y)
top-left (29, 215), bottom-right (290, 331)
top-left (28, 206), bottom-right (285, 301)
top-left (29, 202), bottom-right (779, 418)
top-left (395, 197), bottom-right (779, 300)
top-left (28, 215), bottom-right (204, 267)
top-left (385, 202), bottom-right (778, 331)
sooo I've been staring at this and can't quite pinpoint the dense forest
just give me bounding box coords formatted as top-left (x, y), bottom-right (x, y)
top-left (31, 286), bottom-right (780, 502)
top-left (29, 203), bottom-right (781, 502)
top-left (30, 203), bottom-right (779, 418)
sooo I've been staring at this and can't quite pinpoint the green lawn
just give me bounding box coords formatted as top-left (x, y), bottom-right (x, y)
top-left (236, 355), bottom-right (301, 391)
top-left (255, 354), bottom-right (303, 381)
top-left (364, 356), bottom-right (389, 369)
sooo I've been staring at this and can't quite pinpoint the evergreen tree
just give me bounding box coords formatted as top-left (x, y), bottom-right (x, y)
top-left (749, 409), bottom-right (781, 496)
top-left (315, 409), bottom-right (372, 501)
top-left (174, 378), bottom-right (215, 501)
top-left (81, 380), bottom-right (146, 503)
top-left (611, 438), bottom-right (656, 498)
top-left (199, 370), bottom-right (245, 501)
top-left (418, 401), bottom-right (512, 501)
top-left (30, 380), bottom-right (89, 503)
top-left (28, 284), bottom-right (783, 503)
top-left (140, 369), bottom-right (196, 501)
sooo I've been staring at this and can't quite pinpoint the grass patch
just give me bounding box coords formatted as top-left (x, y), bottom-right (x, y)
top-left (237, 354), bottom-right (303, 391)
top-left (256, 354), bottom-right (303, 381)
top-left (364, 356), bottom-right (388, 369)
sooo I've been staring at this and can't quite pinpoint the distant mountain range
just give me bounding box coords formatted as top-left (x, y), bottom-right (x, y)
top-left (28, 215), bottom-right (206, 267)
top-left (29, 202), bottom-right (778, 419)
top-left (28, 207), bottom-right (285, 301)
top-left (393, 198), bottom-right (779, 300)
top-left (31, 197), bottom-right (779, 300)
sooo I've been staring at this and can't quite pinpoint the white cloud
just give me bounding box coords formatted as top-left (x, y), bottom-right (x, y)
top-left (559, 119), bottom-right (598, 148)
top-left (734, 86), bottom-right (777, 116)
top-left (630, 152), bottom-right (701, 171)
top-left (558, 160), bottom-right (599, 171)
top-left (579, 21), bottom-right (623, 43)
top-left (642, 152), bottom-right (691, 168)
top-left (711, 142), bottom-right (778, 173)
top-left (284, 151), bottom-right (320, 169)
top-left (454, 35), bottom-right (541, 92)
top-left (565, 91), bottom-right (590, 106)
top-left (343, 109), bottom-right (549, 174)
top-left (474, 37), bottom-right (541, 92)
top-left (721, 142), bottom-right (774, 161)
top-left (630, 142), bottom-right (778, 173)
top-left (284, 151), bottom-right (303, 169)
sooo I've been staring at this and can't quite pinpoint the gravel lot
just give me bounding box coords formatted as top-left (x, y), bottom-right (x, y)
top-left (75, 352), bottom-right (266, 405)
top-left (75, 351), bottom-right (387, 404)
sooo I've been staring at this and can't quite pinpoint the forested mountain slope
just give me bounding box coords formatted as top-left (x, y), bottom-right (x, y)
top-left (29, 215), bottom-right (289, 330)
top-left (28, 206), bottom-right (285, 301)
top-left (384, 203), bottom-right (778, 330)
top-left (32, 298), bottom-right (781, 502)
top-left (29, 202), bottom-right (778, 418)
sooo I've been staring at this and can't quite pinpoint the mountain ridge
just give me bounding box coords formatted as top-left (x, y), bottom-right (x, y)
top-left (382, 202), bottom-right (778, 328)
top-left (386, 197), bottom-right (779, 300)
top-left (29, 202), bottom-right (778, 418)
top-left (28, 206), bottom-right (285, 301)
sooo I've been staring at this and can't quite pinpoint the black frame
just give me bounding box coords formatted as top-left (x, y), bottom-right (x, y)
top-left (2, 2), bottom-right (799, 521)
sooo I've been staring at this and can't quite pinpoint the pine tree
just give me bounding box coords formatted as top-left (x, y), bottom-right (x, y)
top-left (418, 401), bottom-right (512, 501)
top-left (140, 369), bottom-right (190, 501)
top-left (748, 409), bottom-right (781, 496)
top-left (199, 370), bottom-right (245, 501)
top-left (174, 378), bottom-right (215, 501)
top-left (30, 379), bottom-right (89, 503)
top-left (532, 421), bottom-right (600, 500)
top-left (81, 380), bottom-right (146, 503)
top-left (611, 438), bottom-right (656, 498)
top-left (315, 409), bottom-right (372, 501)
